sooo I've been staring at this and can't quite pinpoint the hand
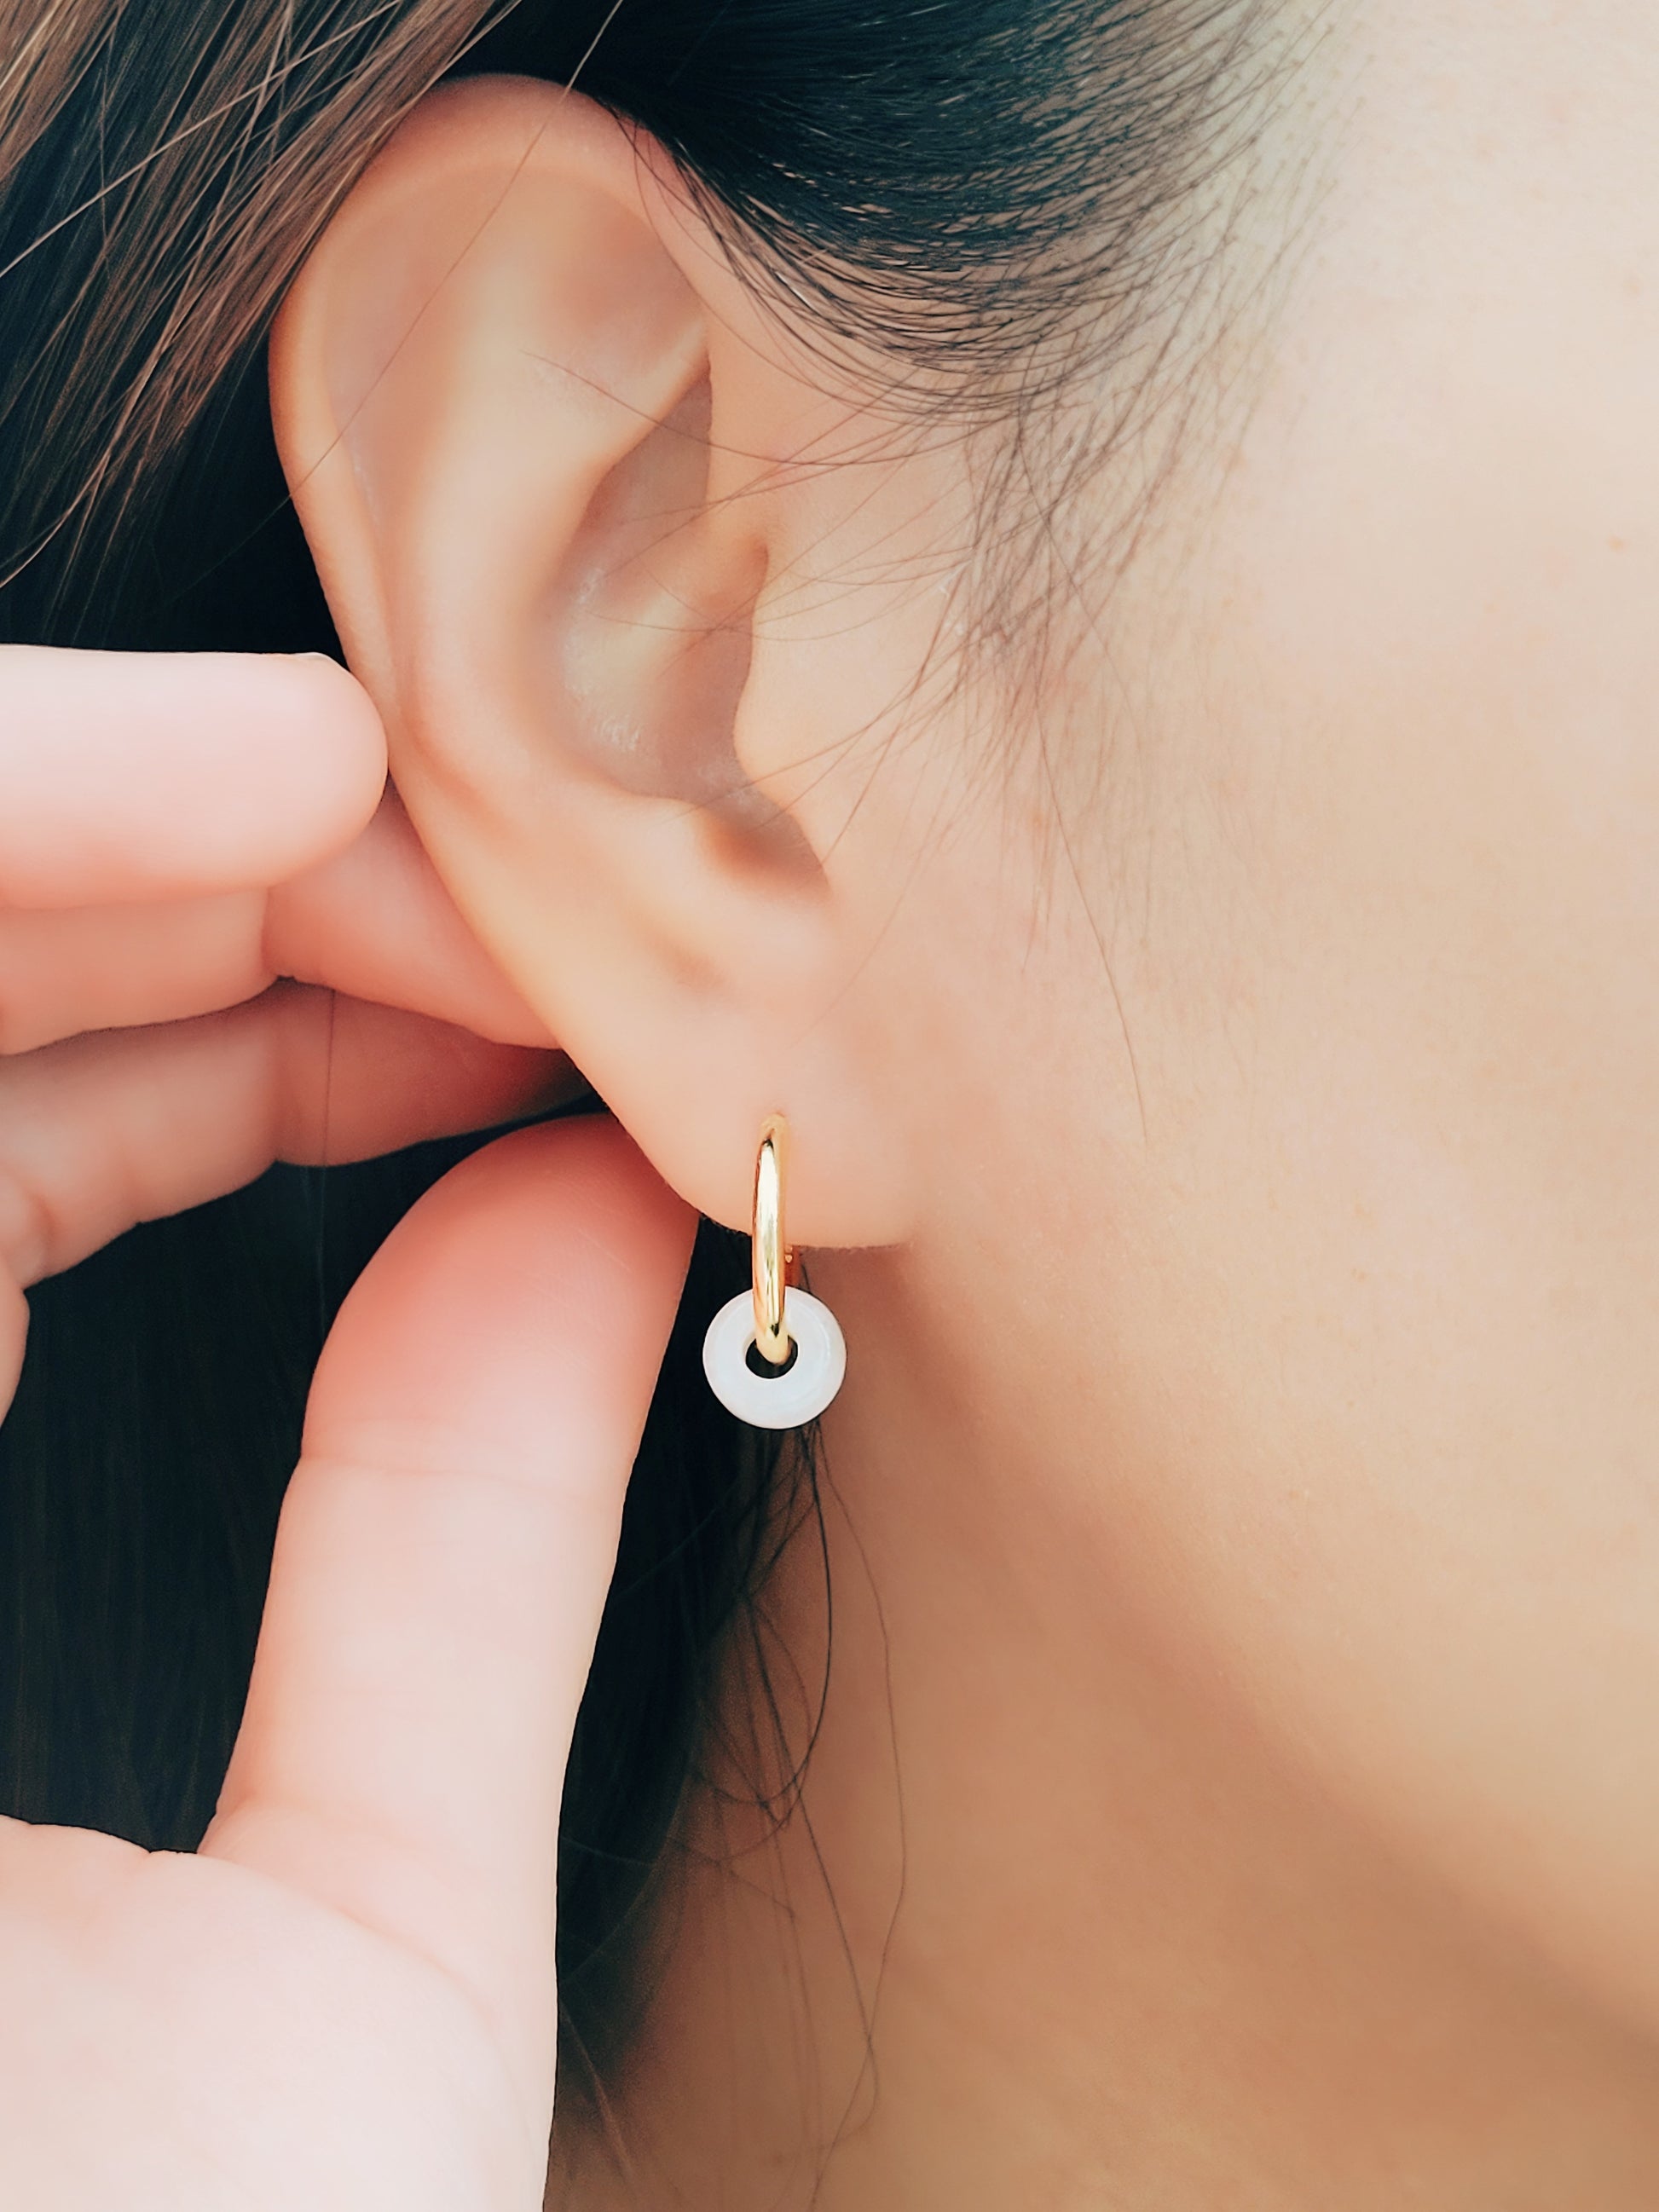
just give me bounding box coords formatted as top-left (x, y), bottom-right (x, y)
top-left (0, 643), bottom-right (564, 1406)
top-left (0, 646), bottom-right (697, 2204)
top-left (1, 1116), bottom-right (693, 2209)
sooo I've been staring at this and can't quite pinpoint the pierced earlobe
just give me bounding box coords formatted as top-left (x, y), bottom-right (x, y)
top-left (702, 1113), bottom-right (846, 1429)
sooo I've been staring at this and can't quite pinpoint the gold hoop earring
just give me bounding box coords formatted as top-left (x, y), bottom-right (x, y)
top-left (702, 1113), bottom-right (847, 1429)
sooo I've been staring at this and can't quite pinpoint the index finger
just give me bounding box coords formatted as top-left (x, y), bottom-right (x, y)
top-left (0, 647), bottom-right (385, 906)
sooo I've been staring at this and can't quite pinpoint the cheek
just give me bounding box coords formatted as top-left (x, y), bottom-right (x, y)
top-left (1106, 188), bottom-right (1659, 2024)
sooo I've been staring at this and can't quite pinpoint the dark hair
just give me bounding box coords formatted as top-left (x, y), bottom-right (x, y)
top-left (0, 0), bottom-right (1275, 2117)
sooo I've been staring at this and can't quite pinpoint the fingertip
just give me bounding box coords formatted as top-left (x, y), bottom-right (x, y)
top-left (304, 1115), bottom-right (697, 1477)
top-left (253, 652), bottom-right (389, 856)
top-left (484, 1116), bottom-right (702, 1322)
top-left (453, 1112), bottom-right (697, 1246)
top-left (0, 647), bottom-right (388, 904)
top-left (395, 1112), bottom-right (697, 1268)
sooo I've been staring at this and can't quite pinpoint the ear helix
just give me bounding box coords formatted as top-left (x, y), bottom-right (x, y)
top-left (702, 1113), bottom-right (847, 1429)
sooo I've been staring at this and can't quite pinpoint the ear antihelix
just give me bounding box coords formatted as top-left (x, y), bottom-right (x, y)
top-left (702, 1113), bottom-right (846, 1429)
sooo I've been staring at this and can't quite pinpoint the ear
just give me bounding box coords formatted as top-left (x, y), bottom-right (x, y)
top-left (269, 76), bottom-right (921, 1242)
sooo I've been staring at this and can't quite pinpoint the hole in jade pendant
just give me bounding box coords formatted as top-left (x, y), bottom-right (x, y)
top-left (746, 1335), bottom-right (800, 1379)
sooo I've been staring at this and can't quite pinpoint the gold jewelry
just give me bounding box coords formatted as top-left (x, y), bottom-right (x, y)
top-left (702, 1112), bottom-right (847, 1429)
top-left (752, 1112), bottom-right (794, 1365)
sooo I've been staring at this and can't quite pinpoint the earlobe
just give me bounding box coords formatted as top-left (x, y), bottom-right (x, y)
top-left (270, 76), bottom-right (912, 1245)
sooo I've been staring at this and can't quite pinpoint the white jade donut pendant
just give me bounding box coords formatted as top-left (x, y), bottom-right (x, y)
top-left (702, 1285), bottom-right (846, 1429)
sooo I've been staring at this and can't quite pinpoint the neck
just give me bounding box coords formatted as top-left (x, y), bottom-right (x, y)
top-left (555, 1237), bottom-right (1659, 2209)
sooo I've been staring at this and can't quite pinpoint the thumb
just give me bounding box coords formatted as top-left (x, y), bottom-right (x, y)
top-left (202, 1117), bottom-right (694, 2113)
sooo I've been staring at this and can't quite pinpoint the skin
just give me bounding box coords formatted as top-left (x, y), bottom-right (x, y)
top-left (0, 651), bottom-right (696, 2207)
top-left (269, 0), bottom-right (1659, 2201)
top-left (4, 0), bottom-right (1659, 2203)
